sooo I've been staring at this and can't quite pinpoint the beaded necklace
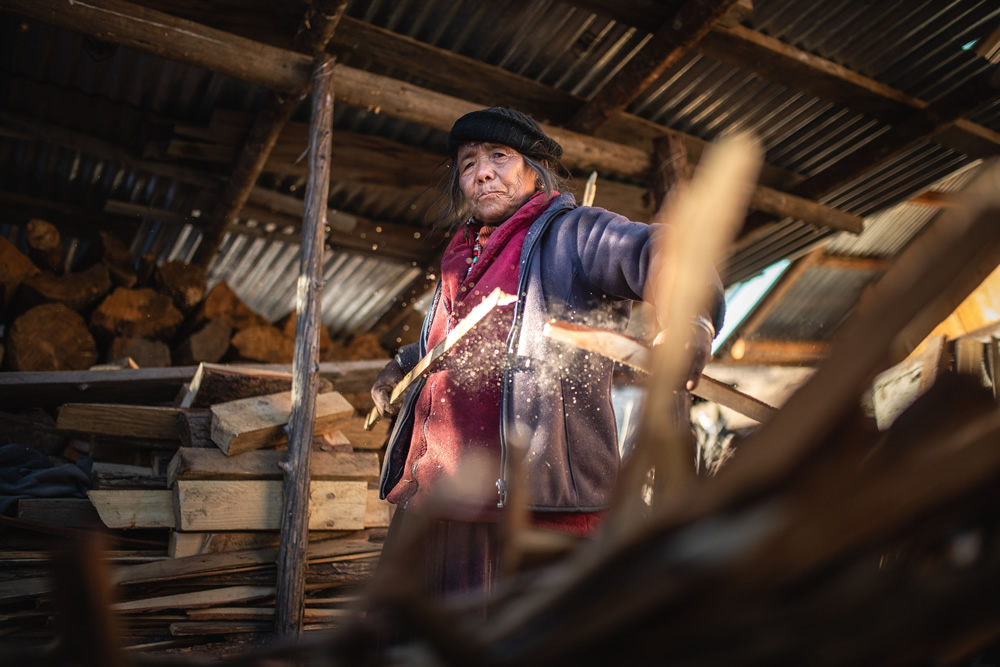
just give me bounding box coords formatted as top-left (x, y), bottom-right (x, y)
top-left (463, 216), bottom-right (497, 278)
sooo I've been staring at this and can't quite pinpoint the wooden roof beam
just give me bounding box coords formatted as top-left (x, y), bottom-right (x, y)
top-left (566, 0), bottom-right (742, 135)
top-left (4, 0), bottom-right (860, 236)
top-left (191, 0), bottom-right (349, 267)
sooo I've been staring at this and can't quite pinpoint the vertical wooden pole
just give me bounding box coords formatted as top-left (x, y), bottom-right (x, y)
top-left (274, 53), bottom-right (334, 639)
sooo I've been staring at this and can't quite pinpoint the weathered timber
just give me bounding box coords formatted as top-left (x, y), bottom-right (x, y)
top-left (108, 337), bottom-right (171, 368)
top-left (166, 447), bottom-right (380, 486)
top-left (186, 607), bottom-right (349, 622)
top-left (365, 488), bottom-right (392, 528)
top-left (365, 288), bottom-right (517, 428)
top-left (0, 236), bottom-right (40, 310)
top-left (1, 0), bottom-right (313, 93)
top-left (113, 586), bottom-right (274, 613)
top-left (166, 530), bottom-right (355, 558)
top-left (172, 318), bottom-right (233, 366)
top-left (180, 362), bottom-right (331, 409)
top-left (16, 263), bottom-right (112, 313)
top-left (57, 404), bottom-right (183, 440)
top-left (210, 390), bottom-right (354, 455)
top-left (153, 260), bottom-right (206, 312)
top-left (6, 303), bottom-right (97, 371)
top-left (0, 360), bottom-right (383, 409)
top-left (17, 498), bottom-right (102, 527)
top-left (192, 1), bottom-right (348, 268)
top-left (90, 288), bottom-right (184, 340)
top-left (567, 0), bottom-right (741, 134)
top-left (88, 489), bottom-right (174, 529)
top-left (338, 418), bottom-right (389, 450)
top-left (174, 480), bottom-right (367, 531)
top-left (176, 409), bottom-right (213, 448)
top-left (276, 51), bottom-right (337, 638)
top-left (92, 463), bottom-right (167, 490)
top-left (230, 325), bottom-right (296, 363)
top-left (25, 218), bottom-right (63, 273)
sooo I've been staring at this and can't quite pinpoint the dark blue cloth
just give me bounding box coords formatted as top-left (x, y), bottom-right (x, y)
top-left (0, 444), bottom-right (91, 515)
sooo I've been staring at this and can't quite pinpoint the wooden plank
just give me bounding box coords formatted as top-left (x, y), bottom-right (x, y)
top-left (181, 362), bottom-right (324, 409)
top-left (0, 366), bottom-right (196, 409)
top-left (112, 586), bottom-right (274, 613)
top-left (88, 490), bottom-right (174, 529)
top-left (17, 498), bottom-right (101, 527)
top-left (174, 480), bottom-right (367, 531)
top-left (365, 488), bottom-right (392, 529)
top-left (187, 607), bottom-right (349, 622)
top-left (365, 287), bottom-right (517, 429)
top-left (2, 0), bottom-right (312, 93)
top-left (92, 463), bottom-right (167, 490)
top-left (567, 0), bottom-right (741, 133)
top-left (56, 403), bottom-right (182, 440)
top-left (210, 390), bottom-right (354, 456)
top-left (119, 538), bottom-right (379, 585)
top-left (167, 447), bottom-right (380, 486)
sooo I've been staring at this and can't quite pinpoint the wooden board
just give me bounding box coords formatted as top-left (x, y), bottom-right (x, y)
top-left (16, 498), bottom-right (101, 527)
top-left (92, 462), bottom-right (167, 489)
top-left (337, 419), bottom-right (389, 450)
top-left (166, 447), bottom-right (380, 486)
top-left (112, 585), bottom-right (274, 613)
top-left (57, 403), bottom-right (183, 440)
top-left (365, 488), bottom-right (392, 528)
top-left (87, 489), bottom-right (174, 529)
top-left (210, 390), bottom-right (354, 455)
top-left (174, 480), bottom-right (367, 531)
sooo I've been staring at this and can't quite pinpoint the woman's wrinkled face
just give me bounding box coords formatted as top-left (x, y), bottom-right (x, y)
top-left (457, 143), bottom-right (538, 224)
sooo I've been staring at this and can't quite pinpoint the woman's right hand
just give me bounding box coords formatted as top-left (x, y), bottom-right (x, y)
top-left (371, 359), bottom-right (404, 417)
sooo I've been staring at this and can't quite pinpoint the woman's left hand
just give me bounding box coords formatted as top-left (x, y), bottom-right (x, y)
top-left (684, 317), bottom-right (715, 391)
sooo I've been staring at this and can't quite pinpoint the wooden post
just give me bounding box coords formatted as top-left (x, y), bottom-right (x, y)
top-left (274, 54), bottom-right (335, 639)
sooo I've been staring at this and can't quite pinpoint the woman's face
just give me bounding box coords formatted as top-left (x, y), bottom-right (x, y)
top-left (457, 143), bottom-right (538, 225)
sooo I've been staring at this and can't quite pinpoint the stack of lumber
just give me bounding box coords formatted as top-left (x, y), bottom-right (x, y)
top-left (0, 360), bottom-right (393, 648)
top-left (0, 225), bottom-right (386, 372)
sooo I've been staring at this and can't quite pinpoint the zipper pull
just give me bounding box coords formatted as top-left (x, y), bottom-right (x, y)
top-left (495, 479), bottom-right (508, 508)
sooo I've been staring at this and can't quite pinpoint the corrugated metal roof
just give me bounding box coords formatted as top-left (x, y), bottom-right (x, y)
top-left (1, 0), bottom-right (996, 350)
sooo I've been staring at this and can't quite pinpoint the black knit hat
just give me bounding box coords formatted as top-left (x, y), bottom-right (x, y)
top-left (447, 106), bottom-right (562, 160)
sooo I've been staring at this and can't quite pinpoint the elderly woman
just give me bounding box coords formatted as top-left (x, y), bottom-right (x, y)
top-left (371, 106), bottom-right (723, 596)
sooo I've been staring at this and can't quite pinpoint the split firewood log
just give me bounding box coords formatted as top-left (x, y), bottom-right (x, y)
top-left (108, 336), bottom-right (171, 368)
top-left (136, 252), bottom-right (157, 285)
top-left (16, 263), bottom-right (112, 313)
top-left (0, 236), bottom-right (39, 311)
top-left (90, 287), bottom-right (184, 340)
top-left (173, 317), bottom-right (232, 366)
top-left (99, 231), bottom-right (137, 287)
top-left (154, 260), bottom-right (206, 312)
top-left (6, 303), bottom-right (97, 371)
top-left (190, 281), bottom-right (268, 333)
top-left (280, 310), bottom-right (336, 361)
top-left (230, 325), bottom-right (294, 363)
top-left (25, 218), bottom-right (64, 274)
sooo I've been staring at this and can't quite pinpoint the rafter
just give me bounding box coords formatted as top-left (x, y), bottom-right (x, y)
top-left (2, 0), bottom-right (880, 237)
top-left (191, 0), bottom-right (349, 267)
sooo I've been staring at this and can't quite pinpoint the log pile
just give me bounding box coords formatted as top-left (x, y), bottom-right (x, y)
top-left (0, 226), bottom-right (379, 372)
top-left (0, 359), bottom-right (393, 649)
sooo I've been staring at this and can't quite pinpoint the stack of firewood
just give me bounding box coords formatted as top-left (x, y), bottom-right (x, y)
top-left (0, 354), bottom-right (393, 648)
top-left (0, 222), bottom-right (383, 372)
